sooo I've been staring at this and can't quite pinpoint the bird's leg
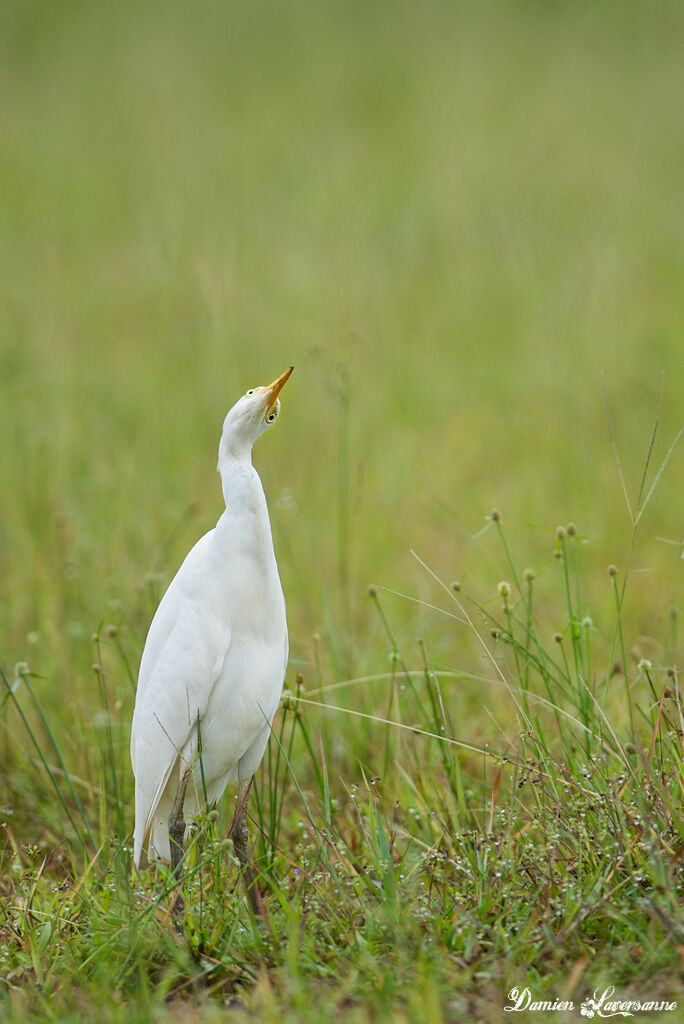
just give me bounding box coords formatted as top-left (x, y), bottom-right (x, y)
top-left (168, 766), bottom-right (191, 920)
top-left (227, 778), bottom-right (266, 918)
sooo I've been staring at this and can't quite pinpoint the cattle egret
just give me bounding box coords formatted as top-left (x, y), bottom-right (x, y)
top-left (130, 366), bottom-right (293, 916)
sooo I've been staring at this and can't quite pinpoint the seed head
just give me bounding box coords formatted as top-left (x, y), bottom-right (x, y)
top-left (556, 526), bottom-right (566, 539)
top-left (497, 580), bottom-right (511, 598)
top-left (451, 581), bottom-right (461, 592)
top-left (553, 632), bottom-right (563, 644)
top-left (663, 687), bottom-right (674, 699)
top-left (607, 564), bottom-right (619, 577)
top-left (566, 522), bottom-right (577, 536)
top-left (638, 658), bottom-right (652, 672)
top-left (367, 585), bottom-right (377, 598)
top-left (523, 568), bottom-right (535, 582)
top-left (208, 809), bottom-right (219, 822)
top-left (582, 616), bottom-right (593, 629)
top-left (490, 508), bottom-right (501, 522)
top-left (105, 624), bottom-right (118, 639)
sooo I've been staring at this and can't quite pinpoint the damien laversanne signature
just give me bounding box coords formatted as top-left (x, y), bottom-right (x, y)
top-left (504, 986), bottom-right (678, 1017)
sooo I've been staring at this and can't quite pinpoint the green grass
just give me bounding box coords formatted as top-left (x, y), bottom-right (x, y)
top-left (2, 1), bottom-right (684, 1021)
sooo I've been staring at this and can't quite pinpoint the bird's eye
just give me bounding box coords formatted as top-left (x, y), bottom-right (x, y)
top-left (246, 389), bottom-right (255, 397)
top-left (266, 411), bottom-right (277, 423)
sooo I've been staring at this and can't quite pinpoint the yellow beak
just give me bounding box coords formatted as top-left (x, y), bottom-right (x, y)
top-left (264, 366), bottom-right (294, 411)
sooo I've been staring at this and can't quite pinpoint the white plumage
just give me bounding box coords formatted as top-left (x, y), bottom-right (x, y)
top-left (130, 368), bottom-right (292, 890)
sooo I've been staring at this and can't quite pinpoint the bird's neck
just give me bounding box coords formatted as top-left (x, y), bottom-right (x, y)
top-left (218, 448), bottom-right (256, 506)
top-left (216, 451), bottom-right (274, 553)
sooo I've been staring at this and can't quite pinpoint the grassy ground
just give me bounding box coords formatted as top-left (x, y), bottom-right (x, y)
top-left (2, 2), bottom-right (684, 1020)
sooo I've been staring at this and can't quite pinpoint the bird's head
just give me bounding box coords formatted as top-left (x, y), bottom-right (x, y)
top-left (219, 366), bottom-right (293, 460)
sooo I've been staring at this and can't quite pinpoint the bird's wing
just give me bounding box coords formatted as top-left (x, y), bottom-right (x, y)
top-left (131, 533), bottom-right (232, 863)
top-left (131, 597), bottom-right (231, 862)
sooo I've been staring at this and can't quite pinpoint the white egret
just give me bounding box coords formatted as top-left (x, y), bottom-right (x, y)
top-left (130, 366), bottom-right (293, 916)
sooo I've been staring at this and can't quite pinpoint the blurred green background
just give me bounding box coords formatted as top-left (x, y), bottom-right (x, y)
top-left (1, 0), bottom-right (683, 699)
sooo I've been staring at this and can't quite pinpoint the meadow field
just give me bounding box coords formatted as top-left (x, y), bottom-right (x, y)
top-left (2, 2), bottom-right (684, 1021)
